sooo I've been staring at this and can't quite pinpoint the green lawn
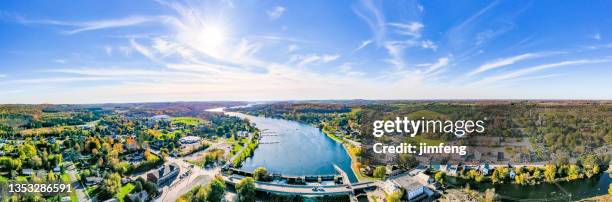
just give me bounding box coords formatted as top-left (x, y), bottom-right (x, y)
top-left (70, 191), bottom-right (78, 202)
top-left (15, 176), bottom-right (28, 182)
top-left (117, 183), bottom-right (135, 202)
top-left (0, 175), bottom-right (8, 182)
top-left (171, 117), bottom-right (203, 126)
top-left (61, 173), bottom-right (72, 183)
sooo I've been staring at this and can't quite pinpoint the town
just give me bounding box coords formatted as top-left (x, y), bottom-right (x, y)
top-left (1, 100), bottom-right (612, 202)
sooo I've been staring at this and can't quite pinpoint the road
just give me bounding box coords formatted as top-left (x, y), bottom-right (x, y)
top-left (67, 167), bottom-right (90, 202)
top-left (155, 156), bottom-right (221, 202)
top-left (223, 175), bottom-right (355, 196)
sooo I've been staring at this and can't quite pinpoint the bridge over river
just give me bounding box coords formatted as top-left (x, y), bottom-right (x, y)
top-left (223, 175), bottom-right (379, 196)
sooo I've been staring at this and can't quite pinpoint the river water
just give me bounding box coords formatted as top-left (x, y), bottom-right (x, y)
top-left (224, 111), bottom-right (358, 183)
top-left (447, 171), bottom-right (612, 201)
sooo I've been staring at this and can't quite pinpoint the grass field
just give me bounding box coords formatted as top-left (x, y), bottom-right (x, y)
top-left (19, 126), bottom-right (74, 136)
top-left (117, 183), bottom-right (135, 202)
top-left (0, 175), bottom-right (8, 182)
top-left (61, 173), bottom-right (71, 182)
top-left (171, 117), bottom-right (203, 126)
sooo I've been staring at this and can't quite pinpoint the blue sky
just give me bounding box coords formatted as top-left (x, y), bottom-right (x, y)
top-left (1, 0), bottom-right (611, 103)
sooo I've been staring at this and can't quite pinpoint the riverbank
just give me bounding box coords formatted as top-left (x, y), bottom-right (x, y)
top-left (580, 195), bottom-right (612, 201)
top-left (443, 170), bottom-right (612, 201)
top-left (320, 126), bottom-right (378, 182)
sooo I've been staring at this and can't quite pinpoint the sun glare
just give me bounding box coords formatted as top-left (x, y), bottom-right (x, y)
top-left (201, 23), bottom-right (226, 48)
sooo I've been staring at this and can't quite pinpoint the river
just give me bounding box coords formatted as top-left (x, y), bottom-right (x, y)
top-left (222, 111), bottom-right (358, 183)
top-left (447, 171), bottom-right (612, 201)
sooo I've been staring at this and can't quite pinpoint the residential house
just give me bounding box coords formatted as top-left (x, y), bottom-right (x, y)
top-left (85, 176), bottom-right (103, 186)
top-left (147, 163), bottom-right (180, 186)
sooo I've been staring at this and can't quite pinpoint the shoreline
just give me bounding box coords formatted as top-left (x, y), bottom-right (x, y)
top-left (320, 127), bottom-right (375, 182)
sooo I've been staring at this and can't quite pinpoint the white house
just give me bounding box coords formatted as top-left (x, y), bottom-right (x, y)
top-left (384, 173), bottom-right (428, 201)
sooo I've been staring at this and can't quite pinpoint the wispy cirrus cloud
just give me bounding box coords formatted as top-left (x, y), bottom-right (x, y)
top-left (10, 14), bottom-right (170, 34)
top-left (267, 6), bottom-right (286, 20)
top-left (353, 40), bottom-right (372, 52)
top-left (471, 59), bottom-right (610, 86)
top-left (468, 52), bottom-right (564, 76)
top-left (353, 0), bottom-right (385, 46)
top-left (11, 76), bottom-right (117, 84)
top-left (424, 57), bottom-right (450, 74)
top-left (388, 22), bottom-right (423, 37)
top-left (338, 63), bottom-right (365, 76)
top-left (592, 33), bottom-right (602, 40)
top-left (289, 54), bottom-right (340, 67)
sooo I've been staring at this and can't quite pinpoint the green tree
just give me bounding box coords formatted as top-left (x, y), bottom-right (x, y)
top-left (567, 165), bottom-right (580, 180)
top-left (434, 172), bottom-right (445, 185)
top-left (236, 177), bottom-right (256, 202)
top-left (466, 169), bottom-right (479, 180)
top-left (544, 164), bottom-right (556, 182)
top-left (397, 154), bottom-right (418, 170)
top-left (253, 167), bottom-right (268, 181)
top-left (47, 171), bottom-right (57, 181)
top-left (194, 185), bottom-right (208, 201)
top-left (133, 180), bottom-right (143, 192)
top-left (207, 177), bottom-right (226, 202)
top-left (593, 165), bottom-right (601, 175)
top-left (515, 173), bottom-right (529, 185)
top-left (491, 169), bottom-right (501, 184)
top-left (373, 166), bottom-right (386, 178)
top-left (533, 168), bottom-right (541, 179)
top-left (475, 173), bottom-right (485, 183)
top-left (386, 189), bottom-right (404, 202)
top-left (101, 172), bottom-right (121, 199)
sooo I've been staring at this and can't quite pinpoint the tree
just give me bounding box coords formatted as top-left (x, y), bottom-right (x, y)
top-left (515, 173), bottom-right (529, 185)
top-left (101, 172), bottom-right (122, 200)
top-left (253, 167), bottom-right (268, 181)
top-left (143, 181), bottom-right (159, 196)
top-left (236, 177), bottom-right (256, 202)
top-left (484, 188), bottom-right (498, 202)
top-left (491, 169), bottom-right (501, 184)
top-left (533, 168), bottom-right (541, 179)
top-left (593, 165), bottom-right (601, 175)
top-left (466, 169), bottom-right (479, 180)
top-left (207, 177), bottom-right (226, 202)
top-left (373, 166), bottom-right (386, 178)
top-left (386, 189), bottom-right (404, 202)
top-left (133, 180), bottom-right (143, 192)
top-left (194, 186), bottom-right (208, 201)
top-left (544, 164), bottom-right (556, 182)
top-left (397, 154), bottom-right (418, 169)
top-left (567, 165), bottom-right (580, 180)
top-left (434, 172), bottom-right (445, 185)
top-left (47, 171), bottom-right (57, 181)
top-left (475, 173), bottom-right (485, 183)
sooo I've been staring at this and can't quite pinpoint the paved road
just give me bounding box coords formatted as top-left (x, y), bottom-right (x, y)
top-left (156, 156), bottom-right (221, 202)
top-left (67, 169), bottom-right (90, 202)
top-left (224, 175), bottom-right (354, 196)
